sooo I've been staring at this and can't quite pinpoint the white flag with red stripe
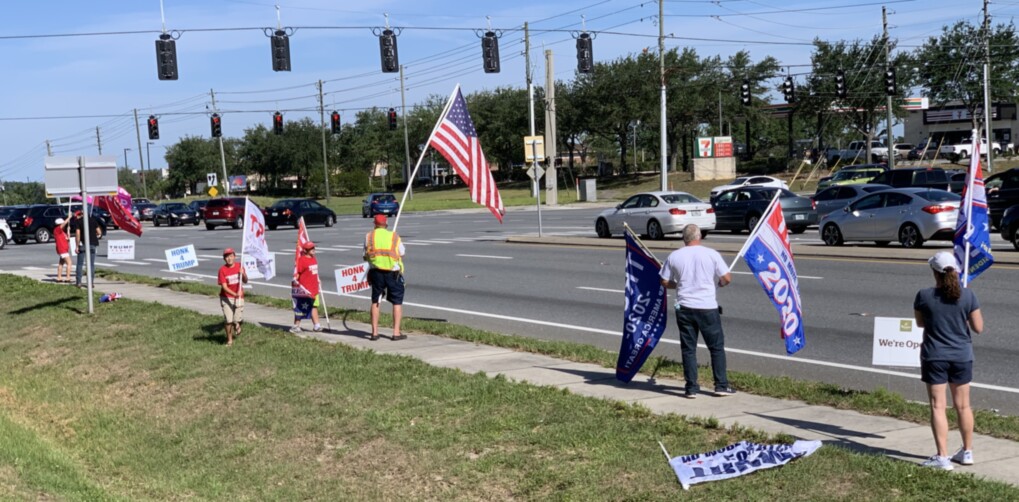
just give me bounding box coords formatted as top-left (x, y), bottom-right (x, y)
top-left (428, 87), bottom-right (505, 222)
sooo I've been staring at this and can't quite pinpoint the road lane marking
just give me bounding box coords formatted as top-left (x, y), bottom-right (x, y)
top-left (416, 240), bottom-right (455, 244)
top-left (96, 262), bottom-right (118, 267)
top-left (144, 258), bottom-right (165, 262)
top-left (198, 255), bottom-right (221, 259)
top-left (577, 286), bottom-right (624, 293)
top-left (403, 242), bottom-right (432, 246)
top-left (455, 254), bottom-right (513, 260)
top-left (151, 269), bottom-right (1019, 396)
top-left (113, 260), bottom-right (150, 266)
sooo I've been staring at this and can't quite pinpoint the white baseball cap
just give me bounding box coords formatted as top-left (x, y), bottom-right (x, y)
top-left (929, 251), bottom-right (959, 273)
top-left (55, 218), bottom-right (65, 225)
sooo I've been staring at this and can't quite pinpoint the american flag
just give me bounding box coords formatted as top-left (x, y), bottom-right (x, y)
top-left (429, 88), bottom-right (505, 222)
top-left (953, 138), bottom-right (994, 284)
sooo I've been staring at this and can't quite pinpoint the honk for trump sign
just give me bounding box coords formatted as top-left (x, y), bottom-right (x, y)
top-left (335, 262), bottom-right (370, 294)
top-left (164, 244), bottom-right (199, 272)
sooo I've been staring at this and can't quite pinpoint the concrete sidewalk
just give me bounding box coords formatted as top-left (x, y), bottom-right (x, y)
top-left (11, 268), bottom-right (1019, 487)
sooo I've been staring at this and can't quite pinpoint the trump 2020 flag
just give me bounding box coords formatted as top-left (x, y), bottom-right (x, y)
top-left (954, 138), bottom-right (993, 283)
top-left (241, 197), bottom-right (275, 280)
top-left (743, 200), bottom-right (805, 355)
top-left (616, 225), bottom-right (668, 382)
top-left (292, 294), bottom-right (314, 320)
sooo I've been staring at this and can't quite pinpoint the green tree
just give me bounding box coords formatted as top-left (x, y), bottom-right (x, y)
top-left (164, 136), bottom-right (222, 195)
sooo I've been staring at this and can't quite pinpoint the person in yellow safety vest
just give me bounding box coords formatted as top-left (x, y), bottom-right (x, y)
top-left (364, 214), bottom-right (407, 341)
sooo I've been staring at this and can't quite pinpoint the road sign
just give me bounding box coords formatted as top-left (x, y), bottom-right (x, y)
top-left (524, 135), bottom-right (545, 164)
top-left (208, 186), bottom-right (219, 197)
top-left (44, 156), bottom-right (118, 196)
top-left (207, 173), bottom-right (218, 187)
top-left (526, 165), bottom-right (545, 181)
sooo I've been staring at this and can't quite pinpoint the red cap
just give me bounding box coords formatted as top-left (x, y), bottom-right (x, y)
top-left (373, 214), bottom-right (388, 226)
top-left (74, 210), bottom-right (83, 217)
top-left (223, 248), bottom-right (235, 256)
top-left (302, 241), bottom-right (316, 251)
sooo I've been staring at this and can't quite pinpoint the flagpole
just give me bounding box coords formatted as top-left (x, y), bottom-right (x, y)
top-left (393, 84), bottom-right (461, 233)
top-left (239, 197), bottom-right (249, 295)
top-left (962, 137), bottom-right (978, 288)
top-left (303, 216), bottom-right (332, 330)
top-left (728, 190), bottom-right (782, 272)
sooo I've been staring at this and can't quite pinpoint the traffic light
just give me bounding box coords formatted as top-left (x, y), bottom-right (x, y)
top-left (271, 29), bottom-right (291, 72)
top-left (835, 69), bottom-right (846, 99)
top-left (576, 32), bottom-right (593, 74)
top-left (210, 113), bottom-right (222, 138)
top-left (147, 115), bottom-right (160, 140)
top-left (379, 29), bottom-right (399, 73)
top-left (884, 68), bottom-right (897, 96)
top-left (330, 111), bottom-right (341, 135)
top-left (481, 31), bottom-right (500, 73)
top-left (740, 79), bottom-right (751, 106)
top-left (782, 76), bottom-right (795, 103)
top-left (272, 112), bottom-right (284, 135)
top-left (387, 108), bottom-right (398, 130)
top-left (155, 33), bottom-right (178, 81)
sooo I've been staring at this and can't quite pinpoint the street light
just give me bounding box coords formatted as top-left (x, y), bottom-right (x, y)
top-left (630, 120), bottom-right (641, 170)
top-left (144, 142), bottom-right (155, 200)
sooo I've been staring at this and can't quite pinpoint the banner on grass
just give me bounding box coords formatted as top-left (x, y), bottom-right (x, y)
top-left (668, 440), bottom-right (822, 490)
top-left (616, 226), bottom-right (667, 383)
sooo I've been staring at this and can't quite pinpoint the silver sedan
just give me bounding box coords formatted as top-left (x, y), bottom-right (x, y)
top-left (819, 188), bottom-right (961, 248)
top-left (595, 191), bottom-right (716, 240)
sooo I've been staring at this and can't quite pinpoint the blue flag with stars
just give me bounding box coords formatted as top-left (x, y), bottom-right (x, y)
top-left (292, 285), bottom-right (314, 320)
top-left (953, 139), bottom-right (994, 283)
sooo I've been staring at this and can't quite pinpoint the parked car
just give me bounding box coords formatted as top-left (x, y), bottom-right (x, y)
top-left (594, 191), bottom-right (715, 240)
top-left (869, 167), bottom-right (949, 191)
top-left (946, 170), bottom-right (967, 193)
top-left (188, 199), bottom-right (210, 221)
top-left (265, 199), bottom-right (337, 230)
top-left (67, 204), bottom-right (109, 232)
top-left (709, 176), bottom-right (788, 201)
top-left (826, 140), bottom-right (890, 164)
top-left (811, 184), bottom-right (891, 219)
top-left (362, 193), bottom-right (400, 218)
top-left (134, 202), bottom-right (158, 221)
top-left (819, 188), bottom-right (960, 248)
top-left (0, 218), bottom-right (11, 250)
top-left (9, 205), bottom-right (66, 244)
top-left (711, 186), bottom-right (816, 234)
top-left (132, 198), bottom-right (153, 205)
top-left (939, 137), bottom-right (1002, 159)
top-left (816, 164), bottom-right (888, 191)
top-left (999, 204), bottom-right (1019, 250)
top-left (907, 139), bottom-right (939, 160)
top-left (204, 197), bottom-right (255, 230)
top-left (153, 202), bottom-right (200, 226)
top-left (985, 167), bottom-right (1019, 229)
top-left (889, 143), bottom-right (913, 160)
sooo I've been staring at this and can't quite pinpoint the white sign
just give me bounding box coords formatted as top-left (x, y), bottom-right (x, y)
top-left (107, 240), bottom-right (135, 261)
top-left (207, 173), bottom-right (218, 187)
top-left (44, 156), bottom-right (119, 197)
top-left (526, 165), bottom-right (545, 181)
top-left (524, 135), bottom-right (545, 163)
top-left (242, 252), bottom-right (276, 280)
top-left (164, 244), bottom-right (199, 272)
top-left (872, 317), bottom-right (923, 367)
top-left (335, 262), bottom-right (371, 294)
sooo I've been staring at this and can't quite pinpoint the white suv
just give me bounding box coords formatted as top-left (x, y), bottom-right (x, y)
top-left (0, 219), bottom-right (11, 250)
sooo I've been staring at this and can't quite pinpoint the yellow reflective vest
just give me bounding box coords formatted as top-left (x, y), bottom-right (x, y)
top-left (365, 228), bottom-right (403, 271)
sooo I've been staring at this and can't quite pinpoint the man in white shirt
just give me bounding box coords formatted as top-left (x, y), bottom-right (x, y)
top-left (659, 224), bottom-right (734, 398)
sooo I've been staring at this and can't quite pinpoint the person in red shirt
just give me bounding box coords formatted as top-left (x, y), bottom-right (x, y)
top-left (291, 241), bottom-right (322, 333)
top-left (53, 217), bottom-right (72, 283)
top-left (218, 248), bottom-right (248, 346)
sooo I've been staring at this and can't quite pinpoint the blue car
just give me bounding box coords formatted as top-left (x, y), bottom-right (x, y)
top-left (362, 193), bottom-right (400, 218)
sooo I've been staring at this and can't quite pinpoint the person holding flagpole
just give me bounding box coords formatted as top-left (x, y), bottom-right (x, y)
top-left (659, 224), bottom-right (734, 398)
top-left (364, 214), bottom-right (406, 341)
top-left (218, 248), bottom-right (248, 346)
top-left (291, 241), bottom-right (323, 333)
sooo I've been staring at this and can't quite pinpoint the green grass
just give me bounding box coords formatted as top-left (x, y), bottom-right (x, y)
top-left (1, 274), bottom-right (1016, 500)
top-left (94, 269), bottom-right (1019, 443)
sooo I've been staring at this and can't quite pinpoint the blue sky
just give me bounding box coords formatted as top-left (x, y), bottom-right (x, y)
top-left (0, 0), bottom-right (1001, 182)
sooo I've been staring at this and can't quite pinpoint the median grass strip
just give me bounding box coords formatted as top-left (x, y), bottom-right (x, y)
top-left (94, 269), bottom-right (1019, 443)
top-left (1, 275), bottom-right (1016, 500)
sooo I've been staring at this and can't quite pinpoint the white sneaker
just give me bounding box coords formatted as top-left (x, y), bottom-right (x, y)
top-left (313, 324), bottom-right (323, 332)
top-left (289, 326), bottom-right (302, 334)
top-left (951, 448), bottom-right (974, 465)
top-left (920, 455), bottom-right (954, 471)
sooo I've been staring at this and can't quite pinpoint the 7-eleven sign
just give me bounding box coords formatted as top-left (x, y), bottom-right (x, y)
top-left (696, 137), bottom-right (714, 158)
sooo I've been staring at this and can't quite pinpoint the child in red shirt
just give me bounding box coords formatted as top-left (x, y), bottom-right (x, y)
top-left (218, 248), bottom-right (248, 346)
top-left (291, 241), bottom-right (322, 333)
top-left (53, 217), bottom-right (72, 283)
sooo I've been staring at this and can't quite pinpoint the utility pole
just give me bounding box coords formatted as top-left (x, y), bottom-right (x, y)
top-left (210, 89), bottom-right (230, 195)
top-left (317, 80), bottom-right (331, 201)
top-left (45, 140), bottom-right (52, 156)
top-left (984, 0), bottom-right (994, 172)
top-left (544, 49), bottom-right (557, 206)
top-left (525, 22), bottom-right (538, 198)
top-left (132, 109), bottom-right (148, 199)
top-left (883, 6), bottom-right (895, 170)
top-left (400, 65), bottom-right (413, 200)
top-left (658, 0), bottom-right (668, 189)
top-left (95, 127), bottom-right (102, 154)
top-left (123, 148), bottom-right (131, 170)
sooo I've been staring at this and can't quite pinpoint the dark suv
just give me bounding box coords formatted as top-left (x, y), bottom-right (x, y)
top-left (986, 168), bottom-right (1019, 230)
top-left (204, 197), bottom-right (256, 230)
top-left (870, 167), bottom-right (950, 191)
top-left (7, 204), bottom-right (106, 244)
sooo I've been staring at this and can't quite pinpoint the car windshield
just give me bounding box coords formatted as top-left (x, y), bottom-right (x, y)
top-left (761, 188), bottom-right (797, 198)
top-left (165, 203), bottom-right (186, 210)
top-left (914, 190), bottom-right (961, 203)
top-left (661, 194), bottom-right (700, 204)
top-left (733, 177), bottom-right (748, 184)
top-left (373, 194), bottom-right (396, 203)
top-left (271, 200), bottom-right (296, 209)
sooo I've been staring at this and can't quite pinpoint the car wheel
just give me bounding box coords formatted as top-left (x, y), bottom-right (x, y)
top-left (700, 230), bottom-right (709, 239)
top-left (822, 224), bottom-right (844, 246)
top-left (362, 209), bottom-right (368, 218)
top-left (898, 223), bottom-right (924, 248)
top-left (232, 217), bottom-right (242, 230)
top-left (647, 220), bottom-right (664, 240)
top-left (14, 237), bottom-right (27, 244)
top-left (35, 227), bottom-right (52, 244)
top-left (745, 214), bottom-right (760, 232)
top-left (193, 221), bottom-right (199, 226)
top-left (595, 218), bottom-right (611, 238)
top-left (206, 224), bottom-right (215, 231)
top-left (874, 241), bottom-right (890, 247)
top-left (0, 233), bottom-right (6, 250)
top-left (268, 225), bottom-right (277, 231)
top-left (789, 226), bottom-right (806, 234)
top-left (1011, 224), bottom-right (1019, 251)
top-left (326, 216), bottom-right (335, 227)
top-left (958, 150), bottom-right (969, 160)
top-left (154, 218), bottom-right (161, 227)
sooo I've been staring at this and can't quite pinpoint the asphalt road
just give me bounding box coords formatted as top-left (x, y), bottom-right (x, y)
top-left (3, 205), bottom-right (1017, 416)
